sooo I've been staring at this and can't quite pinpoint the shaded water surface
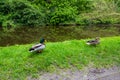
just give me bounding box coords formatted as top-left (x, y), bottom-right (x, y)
top-left (0, 26), bottom-right (120, 46)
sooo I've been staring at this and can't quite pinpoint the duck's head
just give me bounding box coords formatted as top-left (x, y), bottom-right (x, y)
top-left (40, 38), bottom-right (46, 44)
top-left (95, 37), bottom-right (100, 41)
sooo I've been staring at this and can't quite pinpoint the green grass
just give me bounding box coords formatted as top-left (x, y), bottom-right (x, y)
top-left (0, 36), bottom-right (120, 79)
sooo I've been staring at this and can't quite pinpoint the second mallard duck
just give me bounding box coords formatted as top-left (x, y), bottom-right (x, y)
top-left (86, 37), bottom-right (100, 46)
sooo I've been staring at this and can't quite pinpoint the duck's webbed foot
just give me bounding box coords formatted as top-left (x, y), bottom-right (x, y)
top-left (37, 50), bottom-right (43, 53)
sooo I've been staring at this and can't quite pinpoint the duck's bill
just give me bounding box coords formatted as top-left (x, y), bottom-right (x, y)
top-left (45, 40), bottom-right (47, 43)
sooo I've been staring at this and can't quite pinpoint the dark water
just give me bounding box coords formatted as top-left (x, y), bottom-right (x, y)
top-left (0, 25), bottom-right (120, 46)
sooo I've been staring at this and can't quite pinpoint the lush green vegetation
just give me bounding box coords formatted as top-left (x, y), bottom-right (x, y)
top-left (1, 0), bottom-right (120, 29)
top-left (0, 36), bottom-right (120, 79)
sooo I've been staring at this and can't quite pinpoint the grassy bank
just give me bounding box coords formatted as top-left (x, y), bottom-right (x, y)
top-left (0, 36), bottom-right (120, 79)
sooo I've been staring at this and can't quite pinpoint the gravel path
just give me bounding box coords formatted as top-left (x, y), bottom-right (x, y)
top-left (27, 66), bottom-right (120, 80)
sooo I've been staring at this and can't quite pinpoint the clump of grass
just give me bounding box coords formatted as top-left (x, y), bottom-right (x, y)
top-left (0, 36), bottom-right (120, 79)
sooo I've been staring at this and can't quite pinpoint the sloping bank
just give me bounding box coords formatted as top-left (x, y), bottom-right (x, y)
top-left (0, 36), bottom-right (120, 79)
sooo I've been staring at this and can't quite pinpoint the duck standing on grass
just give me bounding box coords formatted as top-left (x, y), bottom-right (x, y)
top-left (29, 38), bottom-right (46, 53)
top-left (86, 37), bottom-right (100, 46)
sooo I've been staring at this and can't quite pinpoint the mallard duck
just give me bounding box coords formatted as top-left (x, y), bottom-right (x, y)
top-left (29, 38), bottom-right (46, 53)
top-left (86, 37), bottom-right (100, 45)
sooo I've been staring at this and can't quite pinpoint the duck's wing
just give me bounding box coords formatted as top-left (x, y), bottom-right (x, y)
top-left (29, 44), bottom-right (46, 52)
top-left (32, 43), bottom-right (42, 48)
top-left (87, 39), bottom-right (96, 43)
top-left (34, 45), bottom-right (45, 51)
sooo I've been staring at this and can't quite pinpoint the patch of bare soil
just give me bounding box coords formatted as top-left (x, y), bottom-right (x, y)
top-left (27, 66), bottom-right (120, 80)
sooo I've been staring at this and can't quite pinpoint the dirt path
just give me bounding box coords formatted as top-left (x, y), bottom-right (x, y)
top-left (27, 66), bottom-right (120, 80)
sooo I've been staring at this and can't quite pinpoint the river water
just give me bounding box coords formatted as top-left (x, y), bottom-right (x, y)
top-left (0, 25), bottom-right (120, 46)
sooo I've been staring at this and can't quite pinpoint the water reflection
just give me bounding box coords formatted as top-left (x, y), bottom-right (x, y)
top-left (0, 26), bottom-right (119, 46)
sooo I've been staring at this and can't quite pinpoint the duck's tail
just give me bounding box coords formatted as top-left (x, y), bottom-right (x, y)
top-left (29, 48), bottom-right (34, 52)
